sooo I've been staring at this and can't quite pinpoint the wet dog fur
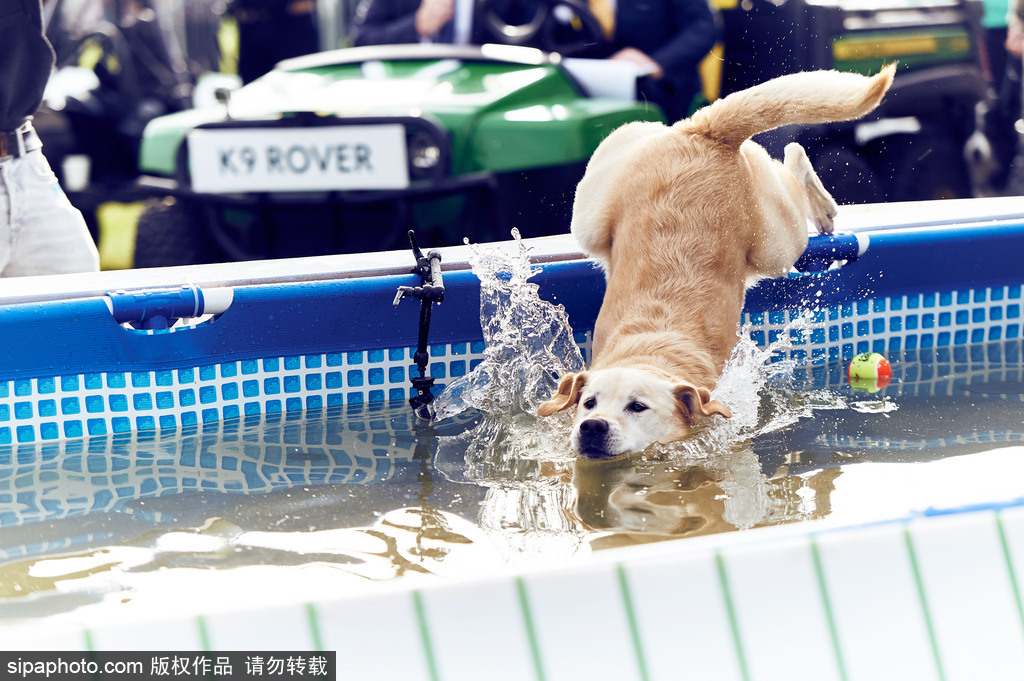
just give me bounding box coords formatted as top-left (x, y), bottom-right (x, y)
top-left (538, 65), bottom-right (896, 459)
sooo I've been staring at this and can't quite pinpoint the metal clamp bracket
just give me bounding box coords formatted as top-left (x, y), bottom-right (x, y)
top-left (393, 231), bottom-right (445, 420)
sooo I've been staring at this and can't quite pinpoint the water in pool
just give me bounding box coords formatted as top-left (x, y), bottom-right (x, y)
top-left (3, 241), bottom-right (1024, 625)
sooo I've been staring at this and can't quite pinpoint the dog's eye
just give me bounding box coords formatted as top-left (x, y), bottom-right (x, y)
top-left (583, 396), bottom-right (597, 410)
top-left (627, 401), bottom-right (648, 413)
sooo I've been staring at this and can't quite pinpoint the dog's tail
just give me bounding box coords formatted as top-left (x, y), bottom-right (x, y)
top-left (681, 64), bottom-right (896, 149)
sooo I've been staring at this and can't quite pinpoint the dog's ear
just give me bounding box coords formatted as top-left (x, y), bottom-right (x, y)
top-left (674, 383), bottom-right (733, 424)
top-left (537, 372), bottom-right (588, 417)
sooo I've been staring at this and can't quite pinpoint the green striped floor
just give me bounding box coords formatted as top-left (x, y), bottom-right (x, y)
top-left (7, 504), bottom-right (1024, 680)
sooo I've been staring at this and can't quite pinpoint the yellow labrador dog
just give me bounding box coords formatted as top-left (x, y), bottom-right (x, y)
top-left (538, 65), bottom-right (896, 459)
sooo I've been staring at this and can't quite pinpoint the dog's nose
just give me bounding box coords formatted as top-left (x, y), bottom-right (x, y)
top-left (577, 418), bottom-right (612, 458)
top-left (579, 418), bottom-right (609, 435)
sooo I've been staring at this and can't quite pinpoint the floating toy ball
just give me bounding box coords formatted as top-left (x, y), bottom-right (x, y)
top-left (847, 352), bottom-right (892, 393)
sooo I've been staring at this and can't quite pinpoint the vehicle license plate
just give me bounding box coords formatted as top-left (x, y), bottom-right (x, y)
top-left (187, 125), bottom-right (410, 193)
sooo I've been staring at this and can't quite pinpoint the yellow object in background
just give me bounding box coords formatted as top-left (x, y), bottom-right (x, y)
top-left (697, 0), bottom-right (734, 103)
top-left (588, 0), bottom-right (616, 38)
top-left (699, 43), bottom-right (724, 103)
top-left (96, 202), bottom-right (144, 270)
top-left (218, 16), bottom-right (240, 76)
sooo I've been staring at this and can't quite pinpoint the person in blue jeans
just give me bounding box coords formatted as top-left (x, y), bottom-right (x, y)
top-left (353, 0), bottom-right (718, 123)
top-left (0, 0), bottom-right (99, 277)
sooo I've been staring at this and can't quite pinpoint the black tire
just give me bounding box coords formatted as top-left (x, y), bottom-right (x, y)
top-left (868, 133), bottom-right (973, 203)
top-left (133, 197), bottom-right (220, 268)
top-left (806, 143), bottom-right (885, 205)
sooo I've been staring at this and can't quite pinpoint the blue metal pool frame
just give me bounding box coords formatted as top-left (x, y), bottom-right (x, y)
top-left (0, 215), bottom-right (1021, 448)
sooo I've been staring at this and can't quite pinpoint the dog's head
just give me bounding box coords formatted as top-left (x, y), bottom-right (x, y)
top-left (537, 367), bottom-right (732, 459)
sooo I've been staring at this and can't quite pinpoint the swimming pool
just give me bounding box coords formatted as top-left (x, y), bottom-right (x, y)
top-left (3, 197), bottom-right (1024, 680)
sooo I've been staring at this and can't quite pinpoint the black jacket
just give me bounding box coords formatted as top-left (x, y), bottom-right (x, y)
top-left (0, 0), bottom-right (54, 132)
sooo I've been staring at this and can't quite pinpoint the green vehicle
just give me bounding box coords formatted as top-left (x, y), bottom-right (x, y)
top-left (133, 39), bottom-right (662, 266)
top-left (134, 0), bottom-right (990, 266)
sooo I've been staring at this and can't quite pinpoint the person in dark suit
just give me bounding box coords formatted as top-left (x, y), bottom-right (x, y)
top-left (352, 0), bottom-right (718, 122)
top-left (593, 0), bottom-right (718, 121)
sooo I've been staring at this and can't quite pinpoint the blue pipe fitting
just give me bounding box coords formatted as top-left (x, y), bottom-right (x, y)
top-left (795, 233), bottom-right (868, 273)
top-left (105, 285), bottom-right (233, 330)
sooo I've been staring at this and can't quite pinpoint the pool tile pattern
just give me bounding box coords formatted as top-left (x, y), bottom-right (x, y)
top-left (0, 346), bottom-right (461, 447)
top-left (0, 404), bottom-right (427, 532)
top-left (0, 286), bottom-right (1021, 447)
top-left (744, 285), bottom-right (1024, 362)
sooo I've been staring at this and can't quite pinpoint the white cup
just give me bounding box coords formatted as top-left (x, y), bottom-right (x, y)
top-left (62, 154), bottom-right (91, 192)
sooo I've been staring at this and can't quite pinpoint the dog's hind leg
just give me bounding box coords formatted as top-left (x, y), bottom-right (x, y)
top-left (784, 142), bottom-right (839, 235)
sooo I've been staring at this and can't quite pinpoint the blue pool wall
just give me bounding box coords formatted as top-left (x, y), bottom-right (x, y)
top-left (0, 220), bottom-right (1021, 448)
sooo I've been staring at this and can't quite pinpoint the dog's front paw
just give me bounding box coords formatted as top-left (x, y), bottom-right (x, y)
top-left (810, 194), bottom-right (838, 235)
top-left (784, 142), bottom-right (838, 235)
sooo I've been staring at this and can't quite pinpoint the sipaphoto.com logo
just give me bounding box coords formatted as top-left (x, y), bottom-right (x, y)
top-left (0, 651), bottom-right (336, 680)
top-left (6, 654), bottom-right (142, 678)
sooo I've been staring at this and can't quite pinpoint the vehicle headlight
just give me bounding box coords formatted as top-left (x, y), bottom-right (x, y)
top-left (408, 129), bottom-right (443, 179)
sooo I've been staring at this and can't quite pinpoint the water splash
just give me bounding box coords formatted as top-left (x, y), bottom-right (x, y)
top-left (431, 231), bottom-right (588, 563)
top-left (430, 231), bottom-right (582, 548)
top-left (432, 229), bottom-right (584, 422)
top-left (649, 311), bottom-right (849, 460)
top-left (432, 234), bottom-right (854, 466)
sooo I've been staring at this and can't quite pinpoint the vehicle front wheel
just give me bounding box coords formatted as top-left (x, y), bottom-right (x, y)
top-left (133, 197), bottom-right (223, 268)
top-left (871, 133), bottom-right (973, 202)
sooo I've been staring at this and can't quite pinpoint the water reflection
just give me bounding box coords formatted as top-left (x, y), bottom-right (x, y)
top-left (0, 405), bottom-right (488, 618)
top-left (574, 449), bottom-right (767, 540)
top-left (1, 372), bottom-right (1024, 621)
